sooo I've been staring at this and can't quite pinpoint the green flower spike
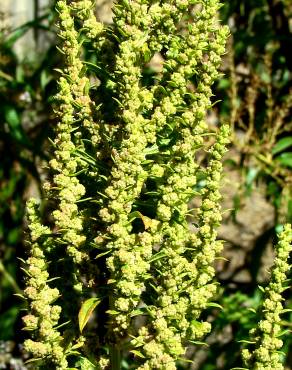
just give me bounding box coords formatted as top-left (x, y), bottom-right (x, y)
top-left (134, 1), bottom-right (229, 368)
top-left (242, 224), bottom-right (292, 370)
top-left (23, 199), bottom-right (67, 370)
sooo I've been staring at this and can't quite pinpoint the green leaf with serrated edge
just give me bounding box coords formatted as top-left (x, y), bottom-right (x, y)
top-left (272, 137), bottom-right (292, 155)
top-left (130, 350), bottom-right (145, 358)
top-left (78, 298), bottom-right (101, 333)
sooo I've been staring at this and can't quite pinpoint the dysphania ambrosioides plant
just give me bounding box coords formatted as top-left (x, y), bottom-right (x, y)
top-left (21, 1), bottom-right (292, 369)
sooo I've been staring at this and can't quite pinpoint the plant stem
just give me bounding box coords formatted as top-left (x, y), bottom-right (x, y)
top-left (110, 345), bottom-right (121, 370)
top-left (109, 292), bottom-right (121, 370)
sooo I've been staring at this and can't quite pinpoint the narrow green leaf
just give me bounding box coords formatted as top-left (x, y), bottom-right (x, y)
top-left (83, 61), bottom-right (102, 73)
top-left (258, 285), bottom-right (265, 293)
top-left (76, 356), bottom-right (96, 370)
top-left (281, 309), bottom-right (292, 314)
top-left (95, 250), bottom-right (111, 259)
top-left (78, 298), bottom-right (101, 333)
top-left (276, 152), bottom-right (292, 168)
top-left (272, 137), bottom-right (292, 155)
top-left (148, 250), bottom-right (166, 263)
top-left (130, 350), bottom-right (145, 358)
top-left (189, 340), bottom-right (209, 347)
top-left (13, 293), bottom-right (26, 300)
top-left (130, 308), bottom-right (148, 317)
top-left (178, 358), bottom-right (193, 363)
top-left (275, 329), bottom-right (291, 337)
top-left (206, 302), bottom-right (223, 310)
top-left (4, 25), bottom-right (30, 48)
top-left (54, 320), bottom-right (70, 330)
top-left (106, 310), bottom-right (120, 315)
top-left (25, 358), bottom-right (42, 364)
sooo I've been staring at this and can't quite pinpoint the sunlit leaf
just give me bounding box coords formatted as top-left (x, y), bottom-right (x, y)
top-left (78, 298), bottom-right (101, 333)
top-left (276, 152), bottom-right (292, 168)
top-left (130, 350), bottom-right (145, 358)
top-left (76, 356), bottom-right (96, 370)
top-left (272, 137), bottom-right (292, 155)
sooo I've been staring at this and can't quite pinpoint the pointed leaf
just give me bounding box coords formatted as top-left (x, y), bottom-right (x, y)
top-left (76, 356), bottom-right (96, 370)
top-left (206, 302), bottom-right (223, 310)
top-left (276, 152), bottom-right (292, 168)
top-left (130, 350), bottom-right (145, 358)
top-left (258, 285), bottom-right (265, 293)
top-left (78, 298), bottom-right (101, 333)
top-left (272, 137), bottom-right (292, 155)
top-left (189, 340), bottom-right (209, 347)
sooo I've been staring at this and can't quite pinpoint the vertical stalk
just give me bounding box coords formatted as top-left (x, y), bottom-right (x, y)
top-left (110, 345), bottom-right (121, 370)
top-left (109, 293), bottom-right (121, 370)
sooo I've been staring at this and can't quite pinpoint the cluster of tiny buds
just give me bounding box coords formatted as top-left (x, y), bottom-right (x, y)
top-left (23, 199), bottom-right (67, 369)
top-left (242, 224), bottom-right (292, 370)
top-left (24, 0), bottom-right (232, 369)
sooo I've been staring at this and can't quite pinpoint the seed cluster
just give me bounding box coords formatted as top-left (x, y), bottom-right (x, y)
top-left (242, 224), bottom-right (292, 370)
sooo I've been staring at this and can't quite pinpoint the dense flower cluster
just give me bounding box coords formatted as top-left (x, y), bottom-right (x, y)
top-left (99, 0), bottom-right (221, 340)
top-left (23, 0), bottom-right (233, 369)
top-left (50, 0), bottom-right (91, 266)
top-left (23, 199), bottom-right (67, 369)
top-left (242, 224), bottom-right (292, 370)
top-left (136, 124), bottom-right (229, 369)
top-left (23, 0), bottom-right (103, 366)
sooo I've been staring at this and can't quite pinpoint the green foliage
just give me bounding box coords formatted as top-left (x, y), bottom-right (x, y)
top-left (216, 0), bottom-right (292, 224)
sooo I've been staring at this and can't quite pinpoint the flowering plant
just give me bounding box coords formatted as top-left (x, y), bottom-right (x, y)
top-left (21, 1), bottom-right (291, 369)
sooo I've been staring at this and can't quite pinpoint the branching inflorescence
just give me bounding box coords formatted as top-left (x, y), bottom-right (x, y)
top-left (24, 1), bottom-right (292, 369)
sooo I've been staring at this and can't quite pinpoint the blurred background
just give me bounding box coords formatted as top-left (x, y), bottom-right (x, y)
top-left (0, 0), bottom-right (291, 369)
